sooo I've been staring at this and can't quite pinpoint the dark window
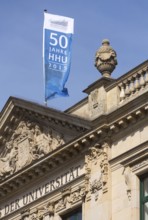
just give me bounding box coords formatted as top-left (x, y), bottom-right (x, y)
top-left (62, 208), bottom-right (82, 220)
top-left (140, 175), bottom-right (148, 220)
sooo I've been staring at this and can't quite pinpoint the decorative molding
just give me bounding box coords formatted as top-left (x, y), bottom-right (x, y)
top-left (20, 203), bottom-right (54, 220)
top-left (110, 141), bottom-right (148, 171)
top-left (123, 167), bottom-right (132, 201)
top-left (131, 158), bottom-right (148, 172)
top-left (19, 185), bottom-right (85, 219)
top-left (54, 186), bottom-right (84, 213)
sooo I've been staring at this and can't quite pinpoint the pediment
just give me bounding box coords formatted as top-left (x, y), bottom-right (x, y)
top-left (0, 97), bottom-right (90, 181)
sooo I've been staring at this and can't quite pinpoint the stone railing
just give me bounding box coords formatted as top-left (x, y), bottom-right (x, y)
top-left (118, 65), bottom-right (148, 102)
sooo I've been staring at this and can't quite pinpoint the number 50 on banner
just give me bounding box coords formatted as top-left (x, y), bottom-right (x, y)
top-left (43, 12), bottom-right (74, 101)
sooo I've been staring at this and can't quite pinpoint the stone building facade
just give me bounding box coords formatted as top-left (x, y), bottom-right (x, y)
top-left (0, 41), bottom-right (147, 220)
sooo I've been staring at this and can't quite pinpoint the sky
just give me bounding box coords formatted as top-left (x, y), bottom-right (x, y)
top-left (0, 0), bottom-right (148, 112)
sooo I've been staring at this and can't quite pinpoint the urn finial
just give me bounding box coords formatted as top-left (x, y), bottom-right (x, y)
top-left (95, 39), bottom-right (117, 77)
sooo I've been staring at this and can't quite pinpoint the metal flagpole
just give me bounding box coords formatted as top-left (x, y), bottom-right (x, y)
top-left (43, 10), bottom-right (48, 107)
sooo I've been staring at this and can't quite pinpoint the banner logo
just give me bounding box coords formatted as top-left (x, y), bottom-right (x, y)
top-left (43, 12), bottom-right (74, 101)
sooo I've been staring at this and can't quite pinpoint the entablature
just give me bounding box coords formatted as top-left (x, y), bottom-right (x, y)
top-left (0, 93), bottom-right (147, 197)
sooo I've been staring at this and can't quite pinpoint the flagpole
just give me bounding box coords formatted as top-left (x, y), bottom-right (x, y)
top-left (43, 10), bottom-right (47, 106)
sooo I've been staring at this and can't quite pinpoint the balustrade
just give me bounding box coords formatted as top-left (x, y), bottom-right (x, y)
top-left (118, 67), bottom-right (148, 102)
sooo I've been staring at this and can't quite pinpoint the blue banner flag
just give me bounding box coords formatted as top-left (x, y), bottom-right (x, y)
top-left (43, 12), bottom-right (74, 102)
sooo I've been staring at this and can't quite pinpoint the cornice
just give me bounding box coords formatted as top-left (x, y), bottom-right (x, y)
top-left (83, 77), bottom-right (115, 94)
top-left (0, 97), bottom-right (91, 146)
top-left (92, 90), bottom-right (148, 129)
top-left (109, 141), bottom-right (148, 169)
top-left (0, 97), bottom-right (91, 129)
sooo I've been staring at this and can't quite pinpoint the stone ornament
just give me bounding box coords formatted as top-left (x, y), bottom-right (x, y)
top-left (55, 186), bottom-right (85, 213)
top-left (21, 203), bottom-right (54, 220)
top-left (90, 178), bottom-right (102, 201)
top-left (88, 89), bottom-right (104, 118)
top-left (84, 143), bottom-right (109, 200)
top-left (0, 120), bottom-right (65, 180)
top-left (21, 208), bottom-right (30, 220)
top-left (19, 184), bottom-right (88, 219)
top-left (20, 186), bottom-right (85, 220)
top-left (89, 89), bottom-right (99, 109)
top-left (55, 187), bottom-right (71, 212)
top-left (123, 166), bottom-right (132, 201)
top-left (95, 39), bottom-right (117, 77)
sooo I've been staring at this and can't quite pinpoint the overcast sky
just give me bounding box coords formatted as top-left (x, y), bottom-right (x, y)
top-left (0, 0), bottom-right (147, 111)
